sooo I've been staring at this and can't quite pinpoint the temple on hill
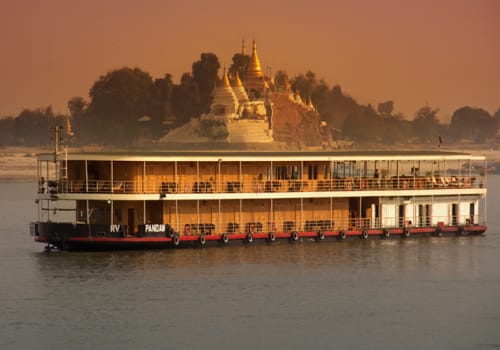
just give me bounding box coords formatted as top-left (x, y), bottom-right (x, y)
top-left (160, 38), bottom-right (322, 147)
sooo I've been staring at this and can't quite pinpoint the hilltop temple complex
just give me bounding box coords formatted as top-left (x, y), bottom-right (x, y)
top-left (160, 39), bottom-right (324, 148)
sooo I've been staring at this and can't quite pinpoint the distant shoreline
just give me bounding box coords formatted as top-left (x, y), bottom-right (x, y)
top-left (1, 145), bottom-right (498, 182)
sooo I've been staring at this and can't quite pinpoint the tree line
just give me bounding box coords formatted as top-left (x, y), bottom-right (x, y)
top-left (1, 51), bottom-right (499, 148)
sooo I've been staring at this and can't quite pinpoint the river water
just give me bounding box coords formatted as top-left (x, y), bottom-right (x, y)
top-left (1, 177), bottom-right (499, 350)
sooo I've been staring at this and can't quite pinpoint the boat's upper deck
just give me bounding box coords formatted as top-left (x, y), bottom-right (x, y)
top-left (36, 150), bottom-right (486, 162)
top-left (35, 149), bottom-right (487, 197)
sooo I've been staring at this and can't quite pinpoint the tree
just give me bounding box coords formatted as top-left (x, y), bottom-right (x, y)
top-left (67, 96), bottom-right (88, 142)
top-left (192, 53), bottom-right (220, 115)
top-left (342, 105), bottom-right (383, 142)
top-left (291, 70), bottom-right (317, 101)
top-left (229, 53), bottom-right (250, 81)
top-left (413, 105), bottom-right (441, 143)
top-left (449, 106), bottom-right (496, 143)
top-left (171, 73), bottom-right (200, 126)
top-left (493, 108), bottom-right (500, 126)
top-left (273, 70), bottom-right (290, 92)
top-left (0, 117), bottom-right (15, 146)
top-left (149, 74), bottom-right (174, 137)
top-left (13, 107), bottom-right (64, 147)
top-left (377, 100), bottom-right (394, 117)
top-left (87, 67), bottom-right (154, 143)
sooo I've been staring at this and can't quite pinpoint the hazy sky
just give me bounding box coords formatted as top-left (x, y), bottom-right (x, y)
top-left (1, 0), bottom-right (498, 120)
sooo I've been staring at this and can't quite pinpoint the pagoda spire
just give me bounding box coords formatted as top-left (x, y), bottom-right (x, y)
top-left (247, 39), bottom-right (263, 78)
top-left (234, 71), bottom-right (243, 87)
top-left (241, 37), bottom-right (246, 55)
top-left (221, 67), bottom-right (230, 87)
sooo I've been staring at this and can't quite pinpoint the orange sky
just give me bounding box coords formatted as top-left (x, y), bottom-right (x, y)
top-left (1, 0), bottom-right (499, 121)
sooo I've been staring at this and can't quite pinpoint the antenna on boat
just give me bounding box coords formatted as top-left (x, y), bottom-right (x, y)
top-left (52, 124), bottom-right (63, 162)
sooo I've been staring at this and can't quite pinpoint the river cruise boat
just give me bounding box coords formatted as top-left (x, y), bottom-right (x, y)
top-left (30, 149), bottom-right (488, 250)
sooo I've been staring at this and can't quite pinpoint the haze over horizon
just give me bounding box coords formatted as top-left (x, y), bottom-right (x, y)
top-left (1, 0), bottom-right (498, 121)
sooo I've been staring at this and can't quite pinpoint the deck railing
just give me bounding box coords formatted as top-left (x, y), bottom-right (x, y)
top-left (136, 215), bottom-right (483, 236)
top-left (54, 175), bottom-right (483, 195)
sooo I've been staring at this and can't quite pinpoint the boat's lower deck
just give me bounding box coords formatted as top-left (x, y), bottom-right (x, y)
top-left (31, 222), bottom-right (487, 251)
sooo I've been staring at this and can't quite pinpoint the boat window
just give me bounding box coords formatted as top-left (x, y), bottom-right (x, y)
top-left (308, 165), bottom-right (318, 180)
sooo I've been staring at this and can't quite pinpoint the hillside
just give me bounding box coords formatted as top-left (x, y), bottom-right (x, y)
top-left (269, 93), bottom-right (324, 148)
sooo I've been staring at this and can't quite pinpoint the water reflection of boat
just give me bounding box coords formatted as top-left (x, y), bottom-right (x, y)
top-left (30, 150), bottom-right (488, 251)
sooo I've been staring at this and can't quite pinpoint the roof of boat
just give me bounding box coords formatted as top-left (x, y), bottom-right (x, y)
top-left (36, 150), bottom-right (487, 162)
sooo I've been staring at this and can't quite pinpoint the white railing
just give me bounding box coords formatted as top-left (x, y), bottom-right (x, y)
top-left (56, 175), bottom-right (484, 195)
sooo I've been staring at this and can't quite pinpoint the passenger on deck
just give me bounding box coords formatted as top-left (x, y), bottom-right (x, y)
top-left (374, 169), bottom-right (380, 188)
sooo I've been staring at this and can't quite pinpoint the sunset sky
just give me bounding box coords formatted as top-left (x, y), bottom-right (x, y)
top-left (1, 0), bottom-right (498, 121)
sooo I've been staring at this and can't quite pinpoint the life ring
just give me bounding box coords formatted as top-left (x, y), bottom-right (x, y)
top-left (199, 235), bottom-right (206, 245)
top-left (403, 228), bottom-right (411, 238)
top-left (382, 229), bottom-right (390, 238)
top-left (338, 230), bottom-right (346, 240)
top-left (172, 234), bottom-right (180, 246)
top-left (246, 233), bottom-right (253, 243)
top-left (318, 230), bottom-right (325, 240)
top-left (184, 224), bottom-right (192, 235)
top-left (221, 233), bottom-right (229, 244)
top-left (268, 232), bottom-right (276, 242)
top-left (361, 230), bottom-right (368, 239)
top-left (291, 231), bottom-right (299, 241)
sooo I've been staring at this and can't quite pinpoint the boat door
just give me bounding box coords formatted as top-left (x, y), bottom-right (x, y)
top-left (469, 203), bottom-right (475, 224)
top-left (451, 203), bottom-right (458, 225)
top-left (398, 204), bottom-right (405, 227)
top-left (128, 208), bottom-right (135, 234)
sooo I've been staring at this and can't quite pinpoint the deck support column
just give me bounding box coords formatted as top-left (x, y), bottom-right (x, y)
top-left (175, 200), bottom-right (179, 234)
top-left (111, 160), bottom-right (113, 193)
top-left (143, 161), bottom-right (146, 193)
top-left (300, 198), bottom-right (303, 231)
top-left (84, 160), bottom-right (88, 193)
top-left (270, 198), bottom-right (273, 232)
top-left (239, 199), bottom-right (242, 233)
top-left (86, 199), bottom-right (89, 224)
top-left (174, 161), bottom-right (178, 191)
top-left (330, 197), bottom-right (333, 230)
top-left (359, 197), bottom-right (362, 229)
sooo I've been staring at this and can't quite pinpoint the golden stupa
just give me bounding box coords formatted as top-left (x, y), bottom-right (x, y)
top-left (243, 39), bottom-right (266, 97)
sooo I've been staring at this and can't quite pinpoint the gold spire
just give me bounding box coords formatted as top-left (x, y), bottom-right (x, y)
top-left (234, 71), bottom-right (243, 87)
top-left (247, 39), bottom-right (263, 78)
top-left (221, 67), bottom-right (230, 87)
top-left (241, 37), bottom-right (246, 55)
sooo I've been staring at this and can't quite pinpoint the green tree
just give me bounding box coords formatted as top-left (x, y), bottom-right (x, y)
top-left (192, 53), bottom-right (220, 115)
top-left (171, 73), bottom-right (200, 126)
top-left (273, 70), bottom-right (290, 92)
top-left (449, 106), bottom-right (496, 143)
top-left (13, 107), bottom-right (64, 147)
top-left (149, 74), bottom-right (174, 137)
top-left (291, 70), bottom-right (317, 101)
top-left (413, 105), bottom-right (441, 143)
top-left (493, 108), bottom-right (500, 126)
top-left (377, 100), bottom-right (394, 117)
top-left (87, 67), bottom-right (154, 144)
top-left (342, 105), bottom-right (383, 142)
top-left (229, 53), bottom-right (250, 80)
top-left (67, 96), bottom-right (88, 143)
top-left (0, 117), bottom-right (15, 146)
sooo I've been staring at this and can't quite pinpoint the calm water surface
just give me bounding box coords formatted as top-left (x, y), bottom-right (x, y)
top-left (1, 177), bottom-right (499, 350)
